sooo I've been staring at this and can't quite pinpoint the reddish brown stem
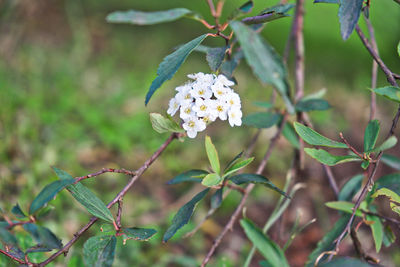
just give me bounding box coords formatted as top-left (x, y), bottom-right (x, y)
top-left (339, 132), bottom-right (364, 159)
top-left (0, 248), bottom-right (28, 265)
top-left (74, 168), bottom-right (136, 183)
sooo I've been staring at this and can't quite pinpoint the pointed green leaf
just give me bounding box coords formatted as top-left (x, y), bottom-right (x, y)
top-left (243, 112), bottom-right (281, 129)
top-left (11, 203), bottom-right (26, 219)
top-left (302, 88), bottom-right (327, 101)
top-left (149, 113), bottom-right (183, 133)
top-left (305, 215), bottom-right (350, 266)
top-left (372, 188), bottom-right (400, 203)
top-left (202, 173), bottom-right (222, 187)
top-left (106, 8), bottom-right (192, 25)
top-left (361, 160), bottom-right (370, 169)
top-left (381, 154), bottom-right (400, 170)
top-left (314, 0), bottom-right (339, 4)
top-left (83, 235), bottom-right (116, 267)
top-left (230, 21), bottom-right (294, 113)
top-left (145, 34), bottom-right (207, 105)
top-left (122, 227), bottom-right (157, 241)
top-left (167, 170), bottom-right (208, 185)
top-left (304, 148), bottom-right (361, 166)
top-left (205, 135), bottom-right (220, 174)
top-left (242, 12), bottom-right (290, 25)
top-left (382, 225), bottom-right (396, 247)
top-left (229, 173), bottom-right (289, 198)
top-left (29, 179), bottom-right (75, 214)
top-left (206, 46), bottom-right (226, 72)
top-left (338, 174), bottom-right (363, 201)
top-left (295, 99), bottom-right (331, 112)
top-left (0, 227), bottom-right (18, 246)
top-left (240, 218), bottom-right (289, 267)
top-left (366, 211), bottom-right (383, 253)
top-left (338, 0), bottom-right (364, 40)
top-left (53, 167), bottom-right (114, 223)
top-left (211, 188), bottom-right (223, 210)
top-left (372, 86), bottom-right (400, 103)
top-left (319, 257), bottom-right (374, 266)
top-left (369, 136), bottom-right (397, 153)
top-left (364, 119), bottom-right (380, 152)
top-left (230, 0), bottom-right (254, 20)
top-left (282, 123), bottom-right (300, 149)
top-left (325, 201), bottom-right (364, 216)
top-left (376, 173), bottom-right (400, 195)
top-left (23, 223), bottom-right (62, 250)
top-left (224, 151), bottom-right (244, 172)
top-left (163, 188), bottom-right (209, 242)
top-left (294, 122), bottom-right (347, 148)
top-left (220, 51), bottom-right (243, 79)
top-left (223, 157), bottom-right (254, 177)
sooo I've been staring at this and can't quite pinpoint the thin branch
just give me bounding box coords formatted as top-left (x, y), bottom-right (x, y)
top-left (37, 133), bottom-right (178, 266)
top-left (294, 0), bottom-right (305, 102)
top-left (74, 168), bottom-right (136, 183)
top-left (322, 165), bottom-right (339, 198)
top-left (206, 0), bottom-right (216, 18)
top-left (201, 114), bottom-right (289, 267)
top-left (116, 200), bottom-right (123, 229)
top-left (339, 132), bottom-right (364, 159)
top-left (0, 248), bottom-right (27, 265)
top-left (5, 219), bottom-right (34, 230)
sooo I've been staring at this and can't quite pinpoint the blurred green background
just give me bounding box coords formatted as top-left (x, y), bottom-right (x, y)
top-left (0, 0), bottom-right (399, 266)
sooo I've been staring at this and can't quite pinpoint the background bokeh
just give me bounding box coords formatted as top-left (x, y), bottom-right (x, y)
top-left (1, 0), bottom-right (400, 266)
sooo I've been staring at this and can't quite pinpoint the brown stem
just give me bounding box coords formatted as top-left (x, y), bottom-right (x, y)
top-left (206, 0), bottom-right (216, 17)
top-left (116, 200), bottom-right (123, 229)
top-left (5, 219), bottom-right (35, 230)
top-left (294, 0), bottom-right (305, 102)
top-left (201, 115), bottom-right (288, 266)
top-left (74, 168), bottom-right (136, 183)
top-left (322, 165), bottom-right (339, 198)
top-left (0, 248), bottom-right (28, 265)
top-left (37, 133), bottom-right (177, 266)
top-left (339, 132), bottom-right (364, 159)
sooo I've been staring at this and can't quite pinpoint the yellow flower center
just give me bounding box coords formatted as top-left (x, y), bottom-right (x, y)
top-left (184, 107), bottom-right (191, 114)
top-left (185, 94), bottom-right (191, 99)
top-left (188, 121), bottom-right (195, 128)
top-left (199, 90), bottom-right (204, 95)
top-left (217, 106), bottom-right (224, 112)
top-left (200, 105), bottom-right (207, 111)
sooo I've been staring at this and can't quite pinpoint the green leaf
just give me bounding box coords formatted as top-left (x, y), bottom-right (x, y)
top-left (372, 187), bottom-right (400, 203)
top-left (23, 223), bottom-right (62, 250)
top-left (260, 4), bottom-right (295, 14)
top-left (366, 211), bottom-right (383, 253)
top-left (53, 167), bottom-right (115, 223)
top-left (252, 101), bottom-right (273, 109)
top-left (163, 189), bottom-right (209, 242)
top-left (376, 173), bottom-right (400, 195)
top-left (240, 218), bottom-right (289, 267)
top-left (325, 201), bottom-right (364, 216)
top-left (338, 0), bottom-right (364, 40)
top-left (382, 225), bottom-right (396, 247)
top-left (302, 88), bottom-right (327, 101)
top-left (211, 188), bottom-right (223, 210)
top-left (293, 122), bottom-right (347, 148)
top-left (11, 203), bottom-right (26, 219)
top-left (243, 112), bottom-right (281, 129)
top-left (220, 51), bottom-right (243, 79)
top-left (106, 8), bottom-right (192, 25)
top-left (319, 257), bottom-right (374, 266)
top-left (381, 154), bottom-right (400, 170)
top-left (224, 151), bottom-right (244, 172)
top-left (369, 136), bottom-right (397, 153)
top-left (305, 215), bottom-right (350, 266)
top-left (29, 178), bottom-right (75, 214)
top-left (282, 123), bottom-right (300, 149)
top-left (361, 160), bottom-right (370, 169)
top-left (223, 157), bottom-right (254, 177)
top-left (338, 174), bottom-right (363, 201)
top-left (122, 227), bottom-right (157, 241)
top-left (229, 1), bottom-right (254, 20)
top-left (202, 173), bottom-right (222, 187)
top-left (167, 170), bottom-right (208, 185)
top-left (295, 99), bottom-right (331, 112)
top-left (205, 135), bottom-right (220, 174)
top-left (83, 235), bottom-right (116, 267)
top-left (229, 173), bottom-right (289, 198)
top-left (398, 41), bottom-right (400, 57)
top-left (304, 148), bottom-right (361, 166)
top-left (363, 119), bottom-right (380, 152)
top-left (314, 0), bottom-right (339, 3)
top-left (0, 227), bottom-right (18, 246)
top-left (145, 34), bottom-right (207, 105)
top-left (372, 86), bottom-right (400, 103)
top-left (242, 12), bottom-right (290, 25)
top-left (149, 113), bottom-right (183, 133)
top-left (206, 47), bottom-right (226, 72)
top-left (230, 21), bottom-right (294, 113)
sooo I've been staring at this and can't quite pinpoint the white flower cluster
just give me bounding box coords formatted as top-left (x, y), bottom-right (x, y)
top-left (167, 73), bottom-right (242, 138)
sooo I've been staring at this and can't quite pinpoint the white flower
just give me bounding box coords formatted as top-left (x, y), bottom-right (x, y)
top-left (213, 99), bottom-right (229, 120)
top-left (167, 97), bottom-right (180, 116)
top-left (225, 92), bottom-right (241, 109)
top-left (192, 98), bottom-right (214, 117)
top-left (175, 84), bottom-right (191, 93)
top-left (183, 117), bottom-right (206, 138)
top-left (228, 108), bottom-right (242, 127)
top-left (188, 72), bottom-right (215, 84)
top-left (211, 82), bottom-right (230, 100)
top-left (216, 74), bottom-right (235, 87)
top-left (191, 82), bottom-right (212, 99)
top-left (180, 103), bottom-right (195, 120)
top-left (176, 87), bottom-right (193, 105)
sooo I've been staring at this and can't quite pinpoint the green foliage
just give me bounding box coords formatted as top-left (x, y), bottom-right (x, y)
top-left (366, 211), bottom-right (383, 253)
top-left (338, 0), bottom-right (364, 40)
top-left (229, 0), bottom-right (254, 20)
top-left (372, 188), bottom-right (400, 215)
top-left (338, 174), bottom-right (363, 201)
top-left (121, 228), bottom-right (157, 242)
top-left (83, 235), bottom-right (117, 267)
top-left (372, 86), bottom-right (400, 103)
top-left (201, 173), bottom-right (222, 187)
top-left (319, 257), bottom-right (373, 266)
top-left (381, 154), bottom-right (400, 170)
top-left (295, 99), bottom-right (331, 112)
top-left (242, 112), bottom-right (281, 128)
top-left (145, 34), bottom-right (208, 105)
top-left (23, 223), bottom-right (63, 250)
top-left (223, 157), bottom-right (254, 178)
top-left (304, 148), bottom-right (360, 166)
top-left (29, 179), bottom-right (75, 214)
top-left (205, 136), bottom-right (221, 175)
top-left (206, 47), bottom-right (227, 72)
top-left (369, 136), bottom-right (397, 153)
top-left (325, 201), bottom-right (364, 216)
top-left (229, 173), bottom-right (289, 198)
top-left (363, 119), bottom-right (380, 152)
top-left (293, 122), bottom-right (347, 148)
top-left (240, 218), bottom-right (289, 267)
top-left (211, 188), bottom-right (223, 210)
top-left (282, 123), bottom-right (300, 149)
top-left (106, 8), bottom-right (193, 25)
top-left (314, 0), bottom-right (339, 4)
top-left (149, 113), bottom-right (183, 134)
top-left (229, 21), bottom-right (294, 113)
top-left (376, 173), bottom-right (400, 195)
top-left (163, 189), bottom-right (209, 242)
top-left (11, 204), bottom-right (26, 219)
top-left (53, 167), bottom-right (114, 223)
top-left (0, 227), bottom-right (18, 247)
top-left (167, 170), bottom-right (208, 185)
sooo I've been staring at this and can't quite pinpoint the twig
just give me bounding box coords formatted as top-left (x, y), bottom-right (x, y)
top-left (0, 248), bottom-right (27, 265)
top-left (339, 132), bottom-right (364, 159)
top-left (201, 114), bottom-right (288, 266)
top-left (74, 168), bottom-right (136, 183)
top-left (5, 219), bottom-right (34, 230)
top-left (294, 0), bottom-right (305, 102)
top-left (322, 165), bottom-right (339, 198)
top-left (206, 0), bottom-right (216, 18)
top-left (36, 133), bottom-right (178, 266)
top-left (116, 200), bottom-right (123, 229)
